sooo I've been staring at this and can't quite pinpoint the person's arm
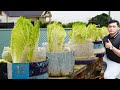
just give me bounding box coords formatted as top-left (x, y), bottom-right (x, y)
top-left (110, 46), bottom-right (120, 57)
top-left (105, 39), bottom-right (120, 57)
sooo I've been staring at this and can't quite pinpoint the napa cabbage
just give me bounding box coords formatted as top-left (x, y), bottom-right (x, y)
top-left (10, 16), bottom-right (40, 63)
top-left (47, 22), bottom-right (66, 52)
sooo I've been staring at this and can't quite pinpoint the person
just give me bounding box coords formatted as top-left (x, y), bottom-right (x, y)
top-left (101, 19), bottom-right (120, 79)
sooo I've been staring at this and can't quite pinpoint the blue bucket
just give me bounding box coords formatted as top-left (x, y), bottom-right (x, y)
top-left (93, 41), bottom-right (105, 55)
top-left (0, 60), bottom-right (48, 79)
top-left (93, 41), bottom-right (103, 49)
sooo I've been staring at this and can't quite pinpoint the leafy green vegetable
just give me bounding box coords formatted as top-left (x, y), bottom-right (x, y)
top-left (86, 24), bottom-right (109, 41)
top-left (68, 29), bottom-right (73, 39)
top-left (68, 23), bottom-right (109, 43)
top-left (2, 51), bottom-right (12, 63)
top-left (0, 59), bottom-right (10, 63)
top-left (10, 16), bottom-right (40, 63)
top-left (68, 22), bottom-right (87, 44)
top-left (99, 26), bottom-right (109, 39)
top-left (47, 22), bottom-right (66, 52)
top-left (86, 24), bottom-right (98, 41)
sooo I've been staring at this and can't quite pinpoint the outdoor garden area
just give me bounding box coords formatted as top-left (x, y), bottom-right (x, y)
top-left (0, 13), bottom-right (111, 79)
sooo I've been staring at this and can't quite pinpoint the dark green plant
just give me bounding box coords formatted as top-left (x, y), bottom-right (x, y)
top-left (87, 13), bottom-right (112, 27)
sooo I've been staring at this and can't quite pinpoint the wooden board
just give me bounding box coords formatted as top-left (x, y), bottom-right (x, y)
top-left (49, 65), bottom-right (87, 79)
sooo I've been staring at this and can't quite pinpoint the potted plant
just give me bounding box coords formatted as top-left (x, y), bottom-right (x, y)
top-left (92, 26), bottom-right (108, 57)
top-left (0, 16), bottom-right (48, 79)
top-left (67, 22), bottom-right (95, 64)
top-left (47, 22), bottom-right (75, 76)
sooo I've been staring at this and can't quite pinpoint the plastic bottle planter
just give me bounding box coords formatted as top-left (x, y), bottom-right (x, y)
top-left (69, 40), bottom-right (95, 64)
top-left (93, 41), bottom-right (105, 57)
top-left (47, 51), bottom-right (75, 77)
top-left (0, 60), bottom-right (48, 79)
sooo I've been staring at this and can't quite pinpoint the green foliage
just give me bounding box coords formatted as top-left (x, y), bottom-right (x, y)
top-left (10, 16), bottom-right (40, 63)
top-left (88, 13), bottom-right (112, 27)
top-left (86, 24), bottom-right (109, 41)
top-left (0, 59), bottom-right (10, 63)
top-left (68, 29), bottom-right (73, 39)
top-left (40, 22), bottom-right (49, 28)
top-left (62, 22), bottom-right (74, 28)
top-left (68, 23), bottom-right (109, 43)
top-left (2, 51), bottom-right (12, 63)
top-left (40, 21), bottom-right (86, 28)
top-left (99, 26), bottom-right (109, 39)
top-left (68, 22), bottom-right (87, 44)
top-left (63, 21), bottom-right (86, 28)
top-left (86, 24), bottom-right (98, 41)
top-left (47, 22), bottom-right (66, 52)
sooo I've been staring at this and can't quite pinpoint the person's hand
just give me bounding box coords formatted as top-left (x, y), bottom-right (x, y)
top-left (105, 39), bottom-right (112, 49)
top-left (99, 72), bottom-right (104, 79)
